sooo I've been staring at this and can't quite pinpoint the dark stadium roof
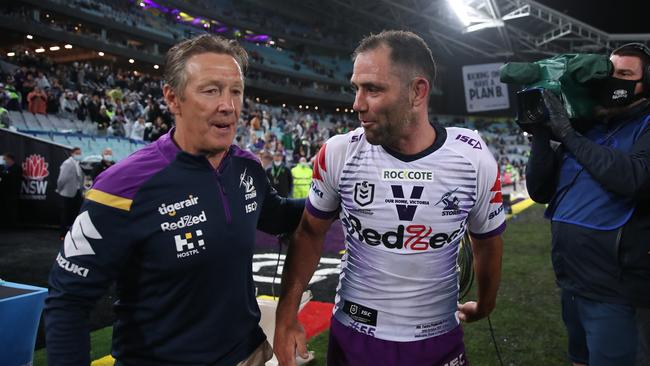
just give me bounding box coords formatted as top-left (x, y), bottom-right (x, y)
top-left (249, 0), bottom-right (649, 61)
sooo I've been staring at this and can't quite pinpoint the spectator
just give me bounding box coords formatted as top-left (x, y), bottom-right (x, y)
top-left (290, 156), bottom-right (311, 198)
top-left (0, 153), bottom-right (22, 229)
top-left (90, 147), bottom-right (115, 181)
top-left (27, 86), bottom-right (47, 115)
top-left (130, 116), bottom-right (146, 140)
top-left (55, 147), bottom-right (83, 238)
top-left (60, 91), bottom-right (79, 120)
top-left (266, 151), bottom-right (293, 197)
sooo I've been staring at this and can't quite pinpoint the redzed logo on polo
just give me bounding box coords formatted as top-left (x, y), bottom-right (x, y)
top-left (22, 154), bottom-right (49, 180)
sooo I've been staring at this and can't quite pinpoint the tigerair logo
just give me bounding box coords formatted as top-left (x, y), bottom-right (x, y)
top-left (158, 195), bottom-right (199, 216)
top-left (20, 154), bottom-right (49, 200)
top-left (57, 211), bottom-right (101, 277)
top-left (175, 230), bottom-right (206, 259)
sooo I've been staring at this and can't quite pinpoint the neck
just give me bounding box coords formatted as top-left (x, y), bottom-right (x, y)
top-left (173, 126), bottom-right (227, 169)
top-left (386, 116), bottom-right (436, 155)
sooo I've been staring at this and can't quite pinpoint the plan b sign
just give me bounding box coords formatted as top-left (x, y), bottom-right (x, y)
top-left (462, 63), bottom-right (510, 112)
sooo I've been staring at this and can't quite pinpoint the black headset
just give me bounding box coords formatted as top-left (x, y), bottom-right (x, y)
top-left (611, 42), bottom-right (650, 91)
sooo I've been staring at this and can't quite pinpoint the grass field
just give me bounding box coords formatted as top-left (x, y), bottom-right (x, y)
top-left (34, 204), bottom-right (569, 366)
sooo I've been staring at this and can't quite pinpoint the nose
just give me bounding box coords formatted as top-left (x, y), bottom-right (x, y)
top-left (353, 90), bottom-right (367, 114)
top-left (217, 93), bottom-right (236, 114)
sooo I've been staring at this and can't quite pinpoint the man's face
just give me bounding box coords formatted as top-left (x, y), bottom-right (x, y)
top-left (610, 54), bottom-right (645, 95)
top-left (351, 46), bottom-right (413, 146)
top-left (165, 53), bottom-right (243, 156)
top-left (273, 154), bottom-right (283, 163)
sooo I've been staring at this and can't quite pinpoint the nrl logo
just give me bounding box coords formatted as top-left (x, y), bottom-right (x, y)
top-left (353, 181), bottom-right (375, 207)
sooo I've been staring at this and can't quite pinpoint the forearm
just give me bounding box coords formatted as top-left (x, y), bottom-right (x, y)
top-left (44, 292), bottom-right (92, 365)
top-left (562, 129), bottom-right (650, 198)
top-left (471, 235), bottom-right (503, 312)
top-left (525, 132), bottom-right (559, 203)
top-left (277, 221), bottom-right (325, 320)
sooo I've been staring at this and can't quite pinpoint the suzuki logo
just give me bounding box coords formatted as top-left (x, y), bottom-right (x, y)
top-left (64, 211), bottom-right (101, 257)
top-left (391, 185), bottom-right (424, 221)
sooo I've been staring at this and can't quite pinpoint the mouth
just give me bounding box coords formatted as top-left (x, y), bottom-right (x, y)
top-left (210, 122), bottom-right (233, 131)
top-left (360, 120), bottom-right (375, 128)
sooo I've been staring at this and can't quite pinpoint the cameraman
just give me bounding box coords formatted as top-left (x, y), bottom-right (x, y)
top-left (526, 43), bottom-right (650, 366)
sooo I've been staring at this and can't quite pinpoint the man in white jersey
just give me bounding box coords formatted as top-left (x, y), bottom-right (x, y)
top-left (274, 30), bottom-right (506, 366)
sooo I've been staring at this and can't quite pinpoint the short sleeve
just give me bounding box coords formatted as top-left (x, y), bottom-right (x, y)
top-left (467, 137), bottom-right (507, 238)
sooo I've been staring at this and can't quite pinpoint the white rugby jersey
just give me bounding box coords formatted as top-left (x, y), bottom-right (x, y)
top-left (306, 125), bottom-right (506, 341)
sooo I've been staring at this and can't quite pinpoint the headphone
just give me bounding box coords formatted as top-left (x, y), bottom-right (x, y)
top-left (611, 42), bottom-right (650, 91)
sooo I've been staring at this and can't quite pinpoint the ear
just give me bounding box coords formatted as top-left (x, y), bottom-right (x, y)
top-left (163, 84), bottom-right (181, 116)
top-left (410, 77), bottom-right (430, 108)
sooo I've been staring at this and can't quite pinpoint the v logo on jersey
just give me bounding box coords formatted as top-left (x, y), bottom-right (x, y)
top-left (64, 211), bottom-right (101, 257)
top-left (391, 185), bottom-right (424, 221)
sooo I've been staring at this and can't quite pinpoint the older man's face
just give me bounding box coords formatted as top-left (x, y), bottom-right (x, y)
top-left (166, 52), bottom-right (244, 156)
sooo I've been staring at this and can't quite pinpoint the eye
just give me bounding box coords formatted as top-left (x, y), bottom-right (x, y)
top-left (204, 88), bottom-right (220, 94)
top-left (232, 89), bottom-right (243, 96)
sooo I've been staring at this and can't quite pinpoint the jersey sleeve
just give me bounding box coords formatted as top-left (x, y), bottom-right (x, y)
top-left (44, 190), bottom-right (135, 366)
top-left (306, 135), bottom-right (347, 219)
top-left (467, 135), bottom-right (507, 238)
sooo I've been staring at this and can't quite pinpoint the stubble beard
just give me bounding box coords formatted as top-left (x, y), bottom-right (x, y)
top-left (364, 98), bottom-right (414, 147)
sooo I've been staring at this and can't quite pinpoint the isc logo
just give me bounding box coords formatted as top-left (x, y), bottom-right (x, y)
top-left (245, 201), bottom-right (258, 213)
top-left (455, 134), bottom-right (483, 149)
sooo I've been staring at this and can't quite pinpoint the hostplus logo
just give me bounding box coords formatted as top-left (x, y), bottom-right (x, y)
top-left (20, 154), bottom-right (49, 200)
top-left (158, 195), bottom-right (199, 216)
top-left (174, 230), bottom-right (206, 259)
top-left (384, 185), bottom-right (429, 221)
top-left (435, 188), bottom-right (462, 216)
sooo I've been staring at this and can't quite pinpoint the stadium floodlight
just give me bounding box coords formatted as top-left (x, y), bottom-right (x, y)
top-left (7, 52), bottom-right (15, 57)
top-left (35, 48), bottom-right (45, 53)
top-left (129, 59), bottom-right (135, 64)
top-left (448, 0), bottom-right (504, 33)
top-left (448, 0), bottom-right (471, 26)
top-left (26, 34), bottom-right (33, 40)
top-left (154, 64), bottom-right (159, 70)
top-left (98, 51), bottom-right (105, 56)
top-left (299, 105), bottom-right (303, 109)
top-left (50, 46), bottom-right (60, 51)
top-left (64, 44), bottom-right (73, 49)
top-left (336, 108), bottom-right (340, 112)
top-left (282, 103), bottom-right (286, 108)
top-left (315, 106), bottom-right (319, 110)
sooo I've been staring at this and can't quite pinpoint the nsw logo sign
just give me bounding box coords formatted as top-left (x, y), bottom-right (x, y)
top-left (20, 154), bottom-right (49, 200)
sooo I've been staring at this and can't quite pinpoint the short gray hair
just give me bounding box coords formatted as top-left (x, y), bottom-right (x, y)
top-left (164, 34), bottom-right (248, 97)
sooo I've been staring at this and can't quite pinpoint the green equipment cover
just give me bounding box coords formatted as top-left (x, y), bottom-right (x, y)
top-left (500, 54), bottom-right (612, 119)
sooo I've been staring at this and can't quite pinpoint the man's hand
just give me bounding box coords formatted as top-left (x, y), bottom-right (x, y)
top-left (457, 301), bottom-right (494, 322)
top-left (542, 89), bottom-right (574, 140)
top-left (273, 316), bottom-right (309, 366)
